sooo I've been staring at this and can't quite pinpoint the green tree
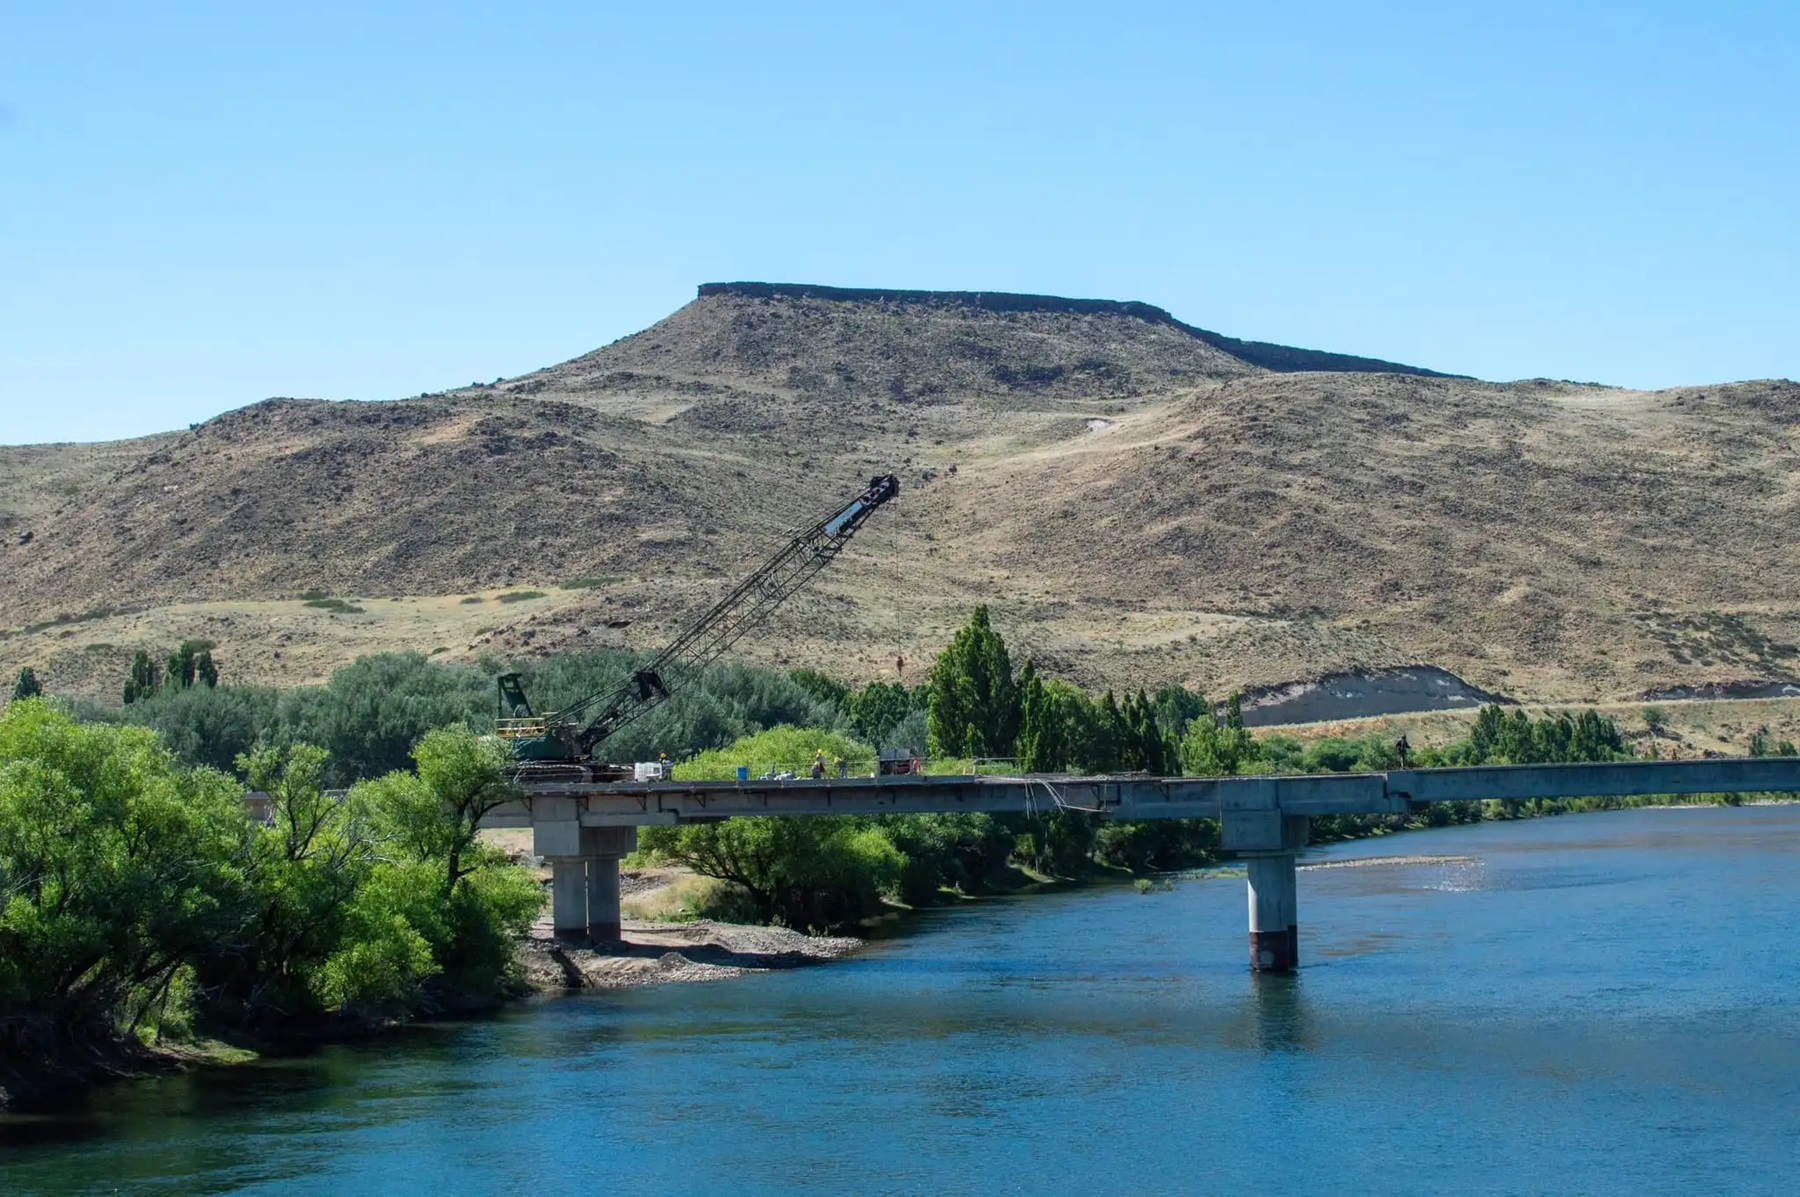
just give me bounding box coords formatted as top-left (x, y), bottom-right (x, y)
top-left (370, 726), bottom-right (519, 898)
top-left (10, 667), bottom-right (41, 702)
top-left (0, 701), bottom-right (251, 1050)
top-left (123, 650), bottom-right (160, 704)
top-left (639, 816), bottom-right (905, 932)
top-left (926, 606), bottom-right (1019, 758)
top-left (1015, 662), bottom-right (1061, 772)
top-left (1179, 694), bottom-right (1258, 776)
top-left (1150, 684), bottom-right (1207, 741)
top-left (347, 726), bottom-right (538, 1002)
top-left (166, 643), bottom-right (199, 691)
top-left (195, 650), bottom-right (220, 688)
top-left (788, 668), bottom-right (850, 711)
top-left (844, 681), bottom-right (918, 746)
top-left (205, 743), bottom-right (381, 1025)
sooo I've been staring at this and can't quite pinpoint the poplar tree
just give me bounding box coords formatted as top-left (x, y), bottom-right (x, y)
top-left (123, 651), bottom-right (160, 704)
top-left (926, 606), bottom-right (1020, 758)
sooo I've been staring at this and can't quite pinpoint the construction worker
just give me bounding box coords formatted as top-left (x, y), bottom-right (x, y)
top-left (812, 749), bottom-right (827, 780)
top-left (1394, 736), bottom-right (1411, 767)
top-left (835, 755), bottom-right (848, 779)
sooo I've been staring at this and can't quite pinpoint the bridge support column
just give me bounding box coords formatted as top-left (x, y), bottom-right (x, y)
top-left (1245, 852), bottom-right (1299, 973)
top-left (581, 827), bottom-right (637, 943)
top-left (1222, 792), bottom-right (1308, 974)
top-left (549, 857), bottom-right (587, 941)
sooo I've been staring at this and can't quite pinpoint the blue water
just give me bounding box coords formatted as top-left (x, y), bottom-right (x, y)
top-left (4, 806), bottom-right (1798, 1195)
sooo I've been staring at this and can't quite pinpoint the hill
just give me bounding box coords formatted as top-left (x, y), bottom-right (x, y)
top-left (2, 285), bottom-right (1797, 708)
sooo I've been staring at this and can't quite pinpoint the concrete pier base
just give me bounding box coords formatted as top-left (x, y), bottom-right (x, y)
top-left (579, 826), bottom-right (636, 943)
top-left (550, 857), bottom-right (587, 941)
top-left (586, 854), bottom-right (622, 941)
top-left (1246, 852), bottom-right (1299, 973)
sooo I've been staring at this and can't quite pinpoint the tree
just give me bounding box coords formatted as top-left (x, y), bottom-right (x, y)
top-left (844, 681), bottom-right (917, 746)
top-left (926, 606), bottom-right (1019, 758)
top-left (123, 650), bottom-right (160, 704)
top-left (638, 816), bottom-right (904, 931)
top-left (788, 668), bottom-right (849, 711)
top-left (345, 725), bottom-right (538, 1003)
top-left (1015, 662), bottom-right (1059, 773)
top-left (195, 650), bottom-right (219, 688)
top-left (1179, 694), bottom-right (1258, 776)
top-left (373, 725), bottom-right (519, 897)
top-left (206, 744), bottom-right (381, 1026)
top-left (0, 701), bottom-right (251, 1049)
top-left (10, 667), bottom-right (41, 702)
top-left (167, 643), bottom-right (199, 691)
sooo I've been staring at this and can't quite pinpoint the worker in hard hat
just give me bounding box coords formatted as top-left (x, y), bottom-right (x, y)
top-left (811, 749), bottom-right (827, 779)
top-left (835, 755), bottom-right (848, 779)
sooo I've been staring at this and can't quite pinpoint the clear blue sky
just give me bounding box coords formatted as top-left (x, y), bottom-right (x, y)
top-left (3, 1), bottom-right (1795, 444)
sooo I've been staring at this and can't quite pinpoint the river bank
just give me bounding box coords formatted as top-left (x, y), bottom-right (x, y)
top-left (8, 794), bottom-right (1789, 1114)
top-left (9, 805), bottom-right (1795, 1195)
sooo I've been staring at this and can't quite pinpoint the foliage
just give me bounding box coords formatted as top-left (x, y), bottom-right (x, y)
top-left (1466, 705), bottom-right (1626, 765)
top-left (1018, 666), bottom-right (1190, 775)
top-left (875, 812), bottom-right (1015, 903)
top-left (1008, 810), bottom-right (1102, 876)
top-left (1749, 730), bottom-right (1799, 758)
top-left (672, 725), bottom-right (875, 779)
top-left (926, 606), bottom-right (1019, 757)
top-left (1094, 818), bottom-right (1219, 871)
top-left (86, 684), bottom-right (282, 775)
top-left (275, 653), bottom-right (493, 786)
top-left (788, 668), bottom-right (850, 710)
top-left (0, 701), bottom-right (540, 1075)
top-left (10, 667), bottom-right (41, 702)
top-left (1179, 694), bottom-right (1258, 776)
top-left (844, 681), bottom-right (922, 747)
top-left (639, 815), bottom-right (905, 932)
top-left (123, 650), bottom-right (160, 704)
top-left (0, 701), bottom-right (250, 1051)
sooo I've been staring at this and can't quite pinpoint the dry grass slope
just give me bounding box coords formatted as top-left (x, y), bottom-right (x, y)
top-left (3, 286), bottom-right (1796, 707)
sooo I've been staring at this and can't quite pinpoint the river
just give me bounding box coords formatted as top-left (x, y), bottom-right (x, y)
top-left (4, 806), bottom-right (1798, 1195)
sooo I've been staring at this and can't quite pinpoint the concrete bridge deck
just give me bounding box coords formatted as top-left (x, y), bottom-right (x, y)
top-left (503, 757), bottom-right (1800, 972)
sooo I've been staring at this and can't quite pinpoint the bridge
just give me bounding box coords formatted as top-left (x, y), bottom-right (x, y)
top-left (486, 756), bottom-right (1800, 972)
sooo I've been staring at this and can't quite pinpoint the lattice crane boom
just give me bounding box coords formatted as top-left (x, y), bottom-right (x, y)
top-left (496, 474), bottom-right (899, 766)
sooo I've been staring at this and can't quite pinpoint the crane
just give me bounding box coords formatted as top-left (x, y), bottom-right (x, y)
top-left (495, 474), bottom-right (900, 776)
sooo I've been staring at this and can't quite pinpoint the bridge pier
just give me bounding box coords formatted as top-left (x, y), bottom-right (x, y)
top-left (549, 857), bottom-right (588, 941)
top-left (1245, 852), bottom-right (1299, 973)
top-left (1221, 789), bottom-right (1309, 973)
top-left (535, 800), bottom-right (637, 943)
top-left (583, 827), bottom-right (636, 941)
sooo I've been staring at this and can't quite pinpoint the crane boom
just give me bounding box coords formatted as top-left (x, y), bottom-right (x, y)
top-left (497, 474), bottom-right (899, 768)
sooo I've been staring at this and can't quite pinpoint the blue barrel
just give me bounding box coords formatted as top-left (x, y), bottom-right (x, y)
top-left (736, 765), bottom-right (749, 781)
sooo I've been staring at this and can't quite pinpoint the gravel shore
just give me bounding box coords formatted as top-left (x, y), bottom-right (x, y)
top-left (516, 919), bottom-right (862, 992)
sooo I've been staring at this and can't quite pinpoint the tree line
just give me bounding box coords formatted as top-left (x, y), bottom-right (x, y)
top-left (0, 701), bottom-right (537, 1106)
top-left (6, 603), bottom-right (1788, 1088)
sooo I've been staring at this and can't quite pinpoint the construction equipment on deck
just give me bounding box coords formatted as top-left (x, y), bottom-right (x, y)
top-left (494, 474), bottom-right (900, 777)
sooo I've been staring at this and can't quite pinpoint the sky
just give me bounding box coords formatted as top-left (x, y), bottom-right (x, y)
top-left (2, 1), bottom-right (1796, 444)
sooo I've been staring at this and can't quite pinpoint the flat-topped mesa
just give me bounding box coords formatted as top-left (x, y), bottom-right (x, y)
top-left (697, 281), bottom-right (1461, 378)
